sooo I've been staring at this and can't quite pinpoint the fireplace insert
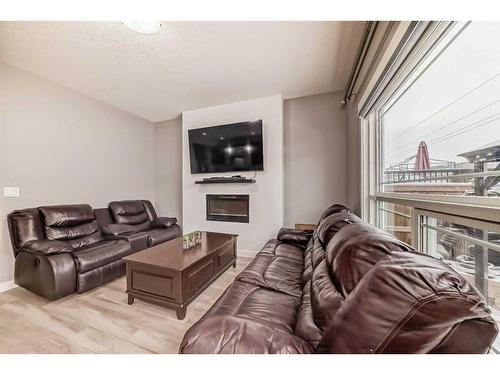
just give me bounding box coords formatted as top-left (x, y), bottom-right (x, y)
top-left (206, 194), bottom-right (249, 223)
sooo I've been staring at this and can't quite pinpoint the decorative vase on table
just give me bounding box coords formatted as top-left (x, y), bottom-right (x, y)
top-left (183, 231), bottom-right (202, 249)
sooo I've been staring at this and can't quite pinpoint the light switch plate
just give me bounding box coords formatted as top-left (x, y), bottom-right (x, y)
top-left (3, 186), bottom-right (20, 197)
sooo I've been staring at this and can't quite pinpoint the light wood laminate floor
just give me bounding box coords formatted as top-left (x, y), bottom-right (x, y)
top-left (0, 257), bottom-right (251, 354)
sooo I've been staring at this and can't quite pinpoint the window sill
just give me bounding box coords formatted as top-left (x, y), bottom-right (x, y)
top-left (371, 192), bottom-right (500, 223)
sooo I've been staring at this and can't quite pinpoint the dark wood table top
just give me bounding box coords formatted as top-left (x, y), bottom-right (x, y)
top-left (124, 231), bottom-right (238, 271)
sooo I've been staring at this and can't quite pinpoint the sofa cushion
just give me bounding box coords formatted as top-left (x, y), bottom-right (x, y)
top-left (48, 222), bottom-right (103, 249)
top-left (39, 204), bottom-right (104, 249)
top-left (236, 254), bottom-right (303, 297)
top-left (258, 239), bottom-right (305, 263)
top-left (277, 228), bottom-right (312, 245)
top-left (181, 315), bottom-right (313, 354)
top-left (302, 236), bottom-right (325, 284)
top-left (294, 281), bottom-right (323, 348)
top-left (71, 239), bottom-right (133, 273)
top-left (23, 240), bottom-right (73, 255)
top-left (180, 281), bottom-right (312, 354)
top-left (310, 260), bottom-right (343, 332)
top-left (109, 200), bottom-right (151, 226)
top-left (203, 281), bottom-right (300, 332)
top-left (39, 204), bottom-right (95, 227)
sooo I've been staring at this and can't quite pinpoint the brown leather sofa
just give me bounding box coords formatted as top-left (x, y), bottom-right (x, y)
top-left (8, 200), bottom-right (181, 300)
top-left (180, 204), bottom-right (499, 354)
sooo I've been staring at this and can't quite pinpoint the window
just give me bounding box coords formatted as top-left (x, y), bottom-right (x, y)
top-left (380, 22), bottom-right (500, 199)
top-left (416, 209), bottom-right (500, 351)
top-left (377, 201), bottom-right (413, 246)
top-left (361, 21), bottom-right (500, 353)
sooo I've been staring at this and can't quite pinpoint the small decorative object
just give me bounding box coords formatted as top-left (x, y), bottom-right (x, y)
top-left (183, 231), bottom-right (202, 249)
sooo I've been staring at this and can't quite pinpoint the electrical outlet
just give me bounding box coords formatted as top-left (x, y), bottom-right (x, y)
top-left (3, 187), bottom-right (20, 197)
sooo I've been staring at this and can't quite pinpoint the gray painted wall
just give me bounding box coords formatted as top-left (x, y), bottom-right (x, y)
top-left (0, 62), bottom-right (156, 284)
top-left (154, 117), bottom-right (183, 226)
top-left (283, 91), bottom-right (348, 226)
top-left (346, 98), bottom-right (361, 215)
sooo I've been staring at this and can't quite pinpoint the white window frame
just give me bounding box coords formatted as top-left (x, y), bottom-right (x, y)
top-left (360, 20), bottom-right (500, 353)
top-left (361, 21), bottom-right (500, 223)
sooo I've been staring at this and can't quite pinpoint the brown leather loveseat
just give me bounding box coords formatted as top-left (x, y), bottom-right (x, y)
top-left (8, 200), bottom-right (181, 300)
top-left (180, 204), bottom-right (498, 354)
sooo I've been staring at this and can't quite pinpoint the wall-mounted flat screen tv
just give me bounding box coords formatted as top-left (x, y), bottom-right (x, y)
top-left (188, 120), bottom-right (264, 174)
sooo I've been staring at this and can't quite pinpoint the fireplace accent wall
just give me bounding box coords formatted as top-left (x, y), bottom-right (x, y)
top-left (206, 194), bottom-right (249, 223)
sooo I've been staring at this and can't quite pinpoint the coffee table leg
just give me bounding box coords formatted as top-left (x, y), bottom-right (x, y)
top-left (176, 306), bottom-right (187, 320)
top-left (128, 295), bottom-right (134, 305)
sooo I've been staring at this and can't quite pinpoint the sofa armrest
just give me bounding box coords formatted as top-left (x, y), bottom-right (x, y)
top-left (152, 217), bottom-right (177, 228)
top-left (180, 316), bottom-right (314, 354)
top-left (102, 224), bottom-right (152, 252)
top-left (277, 228), bottom-right (313, 245)
top-left (22, 240), bottom-right (73, 256)
top-left (112, 231), bottom-right (149, 252)
top-left (15, 252), bottom-right (76, 300)
top-left (102, 223), bottom-right (139, 237)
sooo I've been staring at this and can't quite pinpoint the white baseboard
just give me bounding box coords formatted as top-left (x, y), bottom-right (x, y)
top-left (238, 249), bottom-right (257, 258)
top-left (0, 280), bottom-right (15, 293)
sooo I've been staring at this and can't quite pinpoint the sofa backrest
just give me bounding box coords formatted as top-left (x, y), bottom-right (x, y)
top-left (316, 211), bottom-right (362, 248)
top-left (38, 204), bottom-right (103, 249)
top-left (317, 203), bottom-right (351, 224)
top-left (94, 207), bottom-right (114, 227)
top-left (311, 221), bottom-right (498, 353)
top-left (7, 208), bottom-right (46, 256)
top-left (302, 211), bottom-right (361, 284)
top-left (296, 209), bottom-right (362, 347)
top-left (296, 204), bottom-right (498, 353)
top-left (326, 222), bottom-right (413, 296)
top-left (108, 200), bottom-right (156, 231)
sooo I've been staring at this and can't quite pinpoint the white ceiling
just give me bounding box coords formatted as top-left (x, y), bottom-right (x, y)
top-left (0, 21), bottom-right (364, 122)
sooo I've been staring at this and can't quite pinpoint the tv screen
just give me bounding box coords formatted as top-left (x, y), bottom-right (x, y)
top-left (188, 120), bottom-right (264, 174)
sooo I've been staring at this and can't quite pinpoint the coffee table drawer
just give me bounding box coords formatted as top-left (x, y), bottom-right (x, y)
top-left (131, 270), bottom-right (175, 299)
top-left (186, 258), bottom-right (215, 295)
top-left (216, 242), bottom-right (235, 270)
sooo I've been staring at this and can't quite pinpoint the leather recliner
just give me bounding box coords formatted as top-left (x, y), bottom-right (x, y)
top-left (8, 200), bottom-right (181, 300)
top-left (179, 204), bottom-right (499, 354)
top-left (98, 200), bottom-right (182, 251)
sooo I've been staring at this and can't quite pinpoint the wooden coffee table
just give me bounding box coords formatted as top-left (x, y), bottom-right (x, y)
top-left (124, 231), bottom-right (237, 319)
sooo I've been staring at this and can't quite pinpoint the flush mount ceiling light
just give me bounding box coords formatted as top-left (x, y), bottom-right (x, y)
top-left (122, 21), bottom-right (161, 34)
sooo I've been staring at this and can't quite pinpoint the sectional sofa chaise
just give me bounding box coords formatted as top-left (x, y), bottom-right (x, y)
top-left (7, 200), bottom-right (181, 300)
top-left (180, 204), bottom-right (499, 354)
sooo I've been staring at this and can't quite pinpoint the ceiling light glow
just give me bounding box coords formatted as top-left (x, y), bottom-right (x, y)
top-left (123, 21), bottom-right (161, 34)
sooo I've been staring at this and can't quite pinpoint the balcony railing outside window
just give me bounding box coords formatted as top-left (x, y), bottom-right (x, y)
top-left (417, 212), bottom-right (500, 352)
